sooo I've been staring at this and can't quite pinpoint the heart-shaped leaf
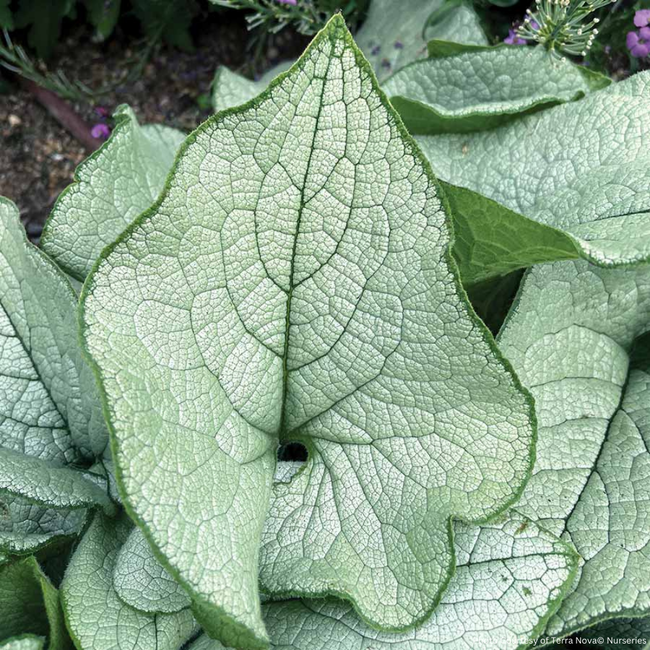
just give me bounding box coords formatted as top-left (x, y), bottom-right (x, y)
top-left (81, 16), bottom-right (534, 646)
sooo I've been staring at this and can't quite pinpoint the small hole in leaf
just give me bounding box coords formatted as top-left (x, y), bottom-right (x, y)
top-left (274, 442), bottom-right (308, 484)
top-left (277, 441), bottom-right (308, 462)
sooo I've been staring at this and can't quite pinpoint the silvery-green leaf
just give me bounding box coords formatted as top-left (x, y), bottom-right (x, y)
top-left (41, 106), bottom-right (185, 281)
top-left (576, 617), bottom-right (650, 649)
top-left (0, 197), bottom-right (105, 462)
top-left (0, 447), bottom-right (111, 512)
top-left (0, 495), bottom-right (86, 555)
top-left (442, 182), bottom-right (581, 287)
top-left (499, 260), bottom-right (650, 638)
top-left (81, 16), bottom-right (534, 647)
top-left (423, 3), bottom-right (488, 46)
top-left (356, 0), bottom-right (486, 81)
top-left (113, 527), bottom-right (191, 614)
top-left (384, 45), bottom-right (609, 135)
top-left (189, 512), bottom-right (578, 650)
top-left (0, 637), bottom-right (46, 650)
top-left (61, 513), bottom-right (197, 650)
top-left (417, 73), bottom-right (650, 267)
top-left (212, 62), bottom-right (293, 113)
top-left (0, 555), bottom-right (71, 649)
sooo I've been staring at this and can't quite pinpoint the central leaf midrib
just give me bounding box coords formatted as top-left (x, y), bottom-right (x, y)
top-left (278, 49), bottom-right (334, 441)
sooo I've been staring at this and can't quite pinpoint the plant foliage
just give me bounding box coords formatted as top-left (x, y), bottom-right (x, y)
top-left (1, 2), bottom-right (650, 649)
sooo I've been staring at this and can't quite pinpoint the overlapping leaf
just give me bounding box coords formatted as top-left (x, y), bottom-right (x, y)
top-left (81, 16), bottom-right (534, 648)
top-left (188, 512), bottom-right (578, 649)
top-left (422, 3), bottom-right (488, 46)
top-left (41, 106), bottom-right (185, 281)
top-left (211, 1), bottom-right (487, 115)
top-left (0, 555), bottom-right (71, 649)
top-left (212, 62), bottom-right (294, 114)
top-left (61, 513), bottom-right (197, 650)
top-left (441, 182), bottom-right (581, 287)
top-left (0, 448), bottom-right (111, 512)
top-left (418, 73), bottom-right (650, 267)
top-left (384, 44), bottom-right (609, 135)
top-left (0, 198), bottom-right (108, 555)
top-left (0, 637), bottom-right (46, 650)
top-left (356, 0), bottom-right (486, 81)
top-left (499, 261), bottom-right (650, 638)
top-left (113, 527), bottom-right (191, 614)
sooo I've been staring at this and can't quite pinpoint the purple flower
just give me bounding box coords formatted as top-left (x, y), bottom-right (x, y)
top-left (530, 19), bottom-right (539, 30)
top-left (276, 0), bottom-right (297, 4)
top-left (371, 45), bottom-right (381, 55)
top-left (394, 41), bottom-right (403, 49)
top-left (91, 123), bottom-right (111, 140)
top-left (627, 30), bottom-right (650, 58)
top-left (634, 9), bottom-right (650, 27)
top-left (504, 29), bottom-right (526, 45)
top-left (94, 106), bottom-right (109, 118)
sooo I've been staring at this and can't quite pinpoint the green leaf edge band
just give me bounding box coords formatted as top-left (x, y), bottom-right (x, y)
top-left (78, 14), bottom-right (538, 648)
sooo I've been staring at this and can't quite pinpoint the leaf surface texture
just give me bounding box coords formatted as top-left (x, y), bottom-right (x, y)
top-left (81, 17), bottom-right (534, 646)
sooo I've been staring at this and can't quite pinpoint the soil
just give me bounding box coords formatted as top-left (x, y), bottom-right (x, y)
top-left (0, 10), bottom-right (309, 242)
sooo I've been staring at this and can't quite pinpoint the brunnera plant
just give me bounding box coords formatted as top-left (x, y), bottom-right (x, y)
top-left (1, 6), bottom-right (650, 650)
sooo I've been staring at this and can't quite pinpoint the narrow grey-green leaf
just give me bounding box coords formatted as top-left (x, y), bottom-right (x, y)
top-left (0, 496), bottom-right (86, 555)
top-left (0, 197), bottom-right (106, 462)
top-left (499, 260), bottom-right (650, 638)
top-left (442, 182), bottom-right (581, 286)
top-left (0, 447), bottom-right (111, 511)
top-left (384, 45), bottom-right (609, 135)
top-left (0, 637), bottom-right (46, 650)
top-left (41, 106), bottom-right (185, 281)
top-left (0, 555), bottom-right (72, 649)
top-left (81, 15), bottom-right (534, 646)
top-left (61, 513), bottom-right (197, 650)
top-left (576, 617), bottom-right (650, 648)
top-left (113, 527), bottom-right (191, 614)
top-left (212, 62), bottom-right (293, 113)
top-left (191, 512), bottom-right (578, 650)
top-left (418, 72), bottom-right (650, 267)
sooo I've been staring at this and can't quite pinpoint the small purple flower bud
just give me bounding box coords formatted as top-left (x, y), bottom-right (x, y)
top-left (394, 41), bottom-right (403, 49)
top-left (276, 0), bottom-right (297, 5)
top-left (371, 45), bottom-right (381, 56)
top-left (634, 9), bottom-right (650, 28)
top-left (530, 19), bottom-right (539, 31)
top-left (91, 123), bottom-right (111, 140)
top-left (94, 106), bottom-right (109, 118)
